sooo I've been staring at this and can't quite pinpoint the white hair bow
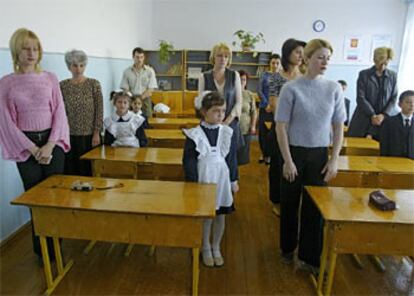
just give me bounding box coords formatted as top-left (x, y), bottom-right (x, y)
top-left (194, 91), bottom-right (212, 110)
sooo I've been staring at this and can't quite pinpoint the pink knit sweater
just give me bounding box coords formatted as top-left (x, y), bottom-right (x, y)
top-left (0, 71), bottom-right (70, 161)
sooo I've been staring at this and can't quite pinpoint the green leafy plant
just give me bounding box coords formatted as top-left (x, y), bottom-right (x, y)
top-left (158, 40), bottom-right (175, 64)
top-left (232, 30), bottom-right (265, 51)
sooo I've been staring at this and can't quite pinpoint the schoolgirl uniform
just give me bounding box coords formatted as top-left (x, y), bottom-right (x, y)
top-left (103, 111), bottom-right (148, 147)
top-left (132, 109), bottom-right (149, 129)
top-left (183, 122), bottom-right (235, 214)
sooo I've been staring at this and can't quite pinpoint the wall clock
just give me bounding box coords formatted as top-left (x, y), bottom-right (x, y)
top-left (313, 20), bottom-right (326, 33)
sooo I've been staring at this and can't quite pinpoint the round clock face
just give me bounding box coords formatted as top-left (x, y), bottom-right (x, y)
top-left (313, 20), bottom-right (326, 32)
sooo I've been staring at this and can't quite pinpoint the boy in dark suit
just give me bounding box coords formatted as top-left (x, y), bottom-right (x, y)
top-left (380, 90), bottom-right (414, 159)
top-left (338, 80), bottom-right (351, 126)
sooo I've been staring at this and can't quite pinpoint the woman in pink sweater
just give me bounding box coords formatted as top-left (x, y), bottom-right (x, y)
top-left (0, 28), bottom-right (70, 263)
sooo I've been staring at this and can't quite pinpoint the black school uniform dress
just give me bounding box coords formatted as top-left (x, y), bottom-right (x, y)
top-left (183, 122), bottom-right (236, 214)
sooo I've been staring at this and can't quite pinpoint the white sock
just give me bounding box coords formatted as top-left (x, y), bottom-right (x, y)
top-left (202, 219), bottom-right (213, 252)
top-left (212, 214), bottom-right (225, 255)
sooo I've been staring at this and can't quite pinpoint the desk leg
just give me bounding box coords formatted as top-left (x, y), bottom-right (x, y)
top-left (325, 249), bottom-right (337, 296)
top-left (351, 254), bottom-right (364, 269)
top-left (316, 224), bottom-right (329, 296)
top-left (83, 240), bottom-right (97, 254)
top-left (40, 236), bottom-right (53, 288)
top-left (53, 238), bottom-right (64, 274)
top-left (40, 236), bottom-right (74, 296)
top-left (148, 245), bottom-right (156, 256)
top-left (192, 248), bottom-right (199, 296)
top-left (125, 244), bottom-right (134, 257)
top-left (369, 255), bottom-right (386, 272)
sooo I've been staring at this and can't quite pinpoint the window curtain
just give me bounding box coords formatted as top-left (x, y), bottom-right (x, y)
top-left (398, 1), bottom-right (414, 92)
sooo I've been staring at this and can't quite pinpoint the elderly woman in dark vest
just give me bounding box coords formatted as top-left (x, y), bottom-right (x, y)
top-left (198, 43), bottom-right (242, 191)
top-left (348, 47), bottom-right (398, 140)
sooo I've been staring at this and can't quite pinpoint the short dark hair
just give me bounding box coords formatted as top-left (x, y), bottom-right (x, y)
top-left (281, 38), bottom-right (306, 71)
top-left (399, 90), bottom-right (414, 103)
top-left (337, 80), bottom-right (347, 87)
top-left (269, 53), bottom-right (281, 61)
top-left (132, 47), bottom-right (144, 56)
top-left (110, 90), bottom-right (133, 104)
top-left (201, 91), bottom-right (225, 111)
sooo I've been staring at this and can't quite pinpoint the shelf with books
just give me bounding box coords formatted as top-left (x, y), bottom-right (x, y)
top-left (145, 50), bottom-right (184, 91)
top-left (184, 49), bottom-right (271, 92)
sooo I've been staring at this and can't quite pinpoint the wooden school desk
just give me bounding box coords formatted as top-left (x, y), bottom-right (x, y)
top-left (154, 111), bottom-right (196, 118)
top-left (331, 156), bottom-right (414, 189)
top-left (81, 145), bottom-right (184, 181)
top-left (148, 118), bottom-right (199, 129)
top-left (11, 175), bottom-right (215, 296)
top-left (305, 186), bottom-right (414, 296)
top-left (339, 137), bottom-right (379, 156)
top-left (146, 129), bottom-right (186, 148)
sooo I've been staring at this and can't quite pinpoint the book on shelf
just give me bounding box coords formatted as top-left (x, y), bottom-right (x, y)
top-left (167, 64), bottom-right (182, 75)
top-left (158, 80), bottom-right (172, 91)
top-left (187, 67), bottom-right (202, 79)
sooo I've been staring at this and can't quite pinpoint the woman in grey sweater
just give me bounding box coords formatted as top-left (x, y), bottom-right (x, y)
top-left (275, 39), bottom-right (345, 273)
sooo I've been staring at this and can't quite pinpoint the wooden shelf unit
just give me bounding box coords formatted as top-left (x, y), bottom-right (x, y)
top-left (145, 49), bottom-right (272, 113)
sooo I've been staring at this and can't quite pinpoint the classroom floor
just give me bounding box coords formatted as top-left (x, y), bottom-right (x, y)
top-left (1, 141), bottom-right (413, 295)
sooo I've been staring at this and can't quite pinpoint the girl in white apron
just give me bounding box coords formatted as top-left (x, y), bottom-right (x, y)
top-left (183, 91), bottom-right (239, 267)
top-left (104, 91), bottom-right (147, 147)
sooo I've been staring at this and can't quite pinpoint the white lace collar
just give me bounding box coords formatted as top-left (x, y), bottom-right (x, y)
top-left (111, 110), bottom-right (134, 122)
top-left (133, 110), bottom-right (143, 116)
top-left (201, 121), bottom-right (220, 129)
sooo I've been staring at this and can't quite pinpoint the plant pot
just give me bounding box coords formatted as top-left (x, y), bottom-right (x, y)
top-left (240, 43), bottom-right (251, 51)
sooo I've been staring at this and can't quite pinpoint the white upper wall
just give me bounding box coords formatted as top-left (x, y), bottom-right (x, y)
top-left (151, 0), bottom-right (406, 65)
top-left (0, 0), bottom-right (153, 58)
top-left (0, 0), bottom-right (406, 65)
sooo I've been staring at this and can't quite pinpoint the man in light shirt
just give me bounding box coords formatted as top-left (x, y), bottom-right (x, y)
top-left (120, 47), bottom-right (158, 117)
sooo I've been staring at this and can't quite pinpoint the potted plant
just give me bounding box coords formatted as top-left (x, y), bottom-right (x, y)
top-left (232, 30), bottom-right (265, 51)
top-left (158, 40), bottom-right (175, 64)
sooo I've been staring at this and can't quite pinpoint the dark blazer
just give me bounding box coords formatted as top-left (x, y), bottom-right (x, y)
top-left (380, 113), bottom-right (414, 159)
top-left (348, 66), bottom-right (398, 138)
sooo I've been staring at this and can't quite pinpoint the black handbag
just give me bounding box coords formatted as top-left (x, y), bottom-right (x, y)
top-left (369, 190), bottom-right (396, 211)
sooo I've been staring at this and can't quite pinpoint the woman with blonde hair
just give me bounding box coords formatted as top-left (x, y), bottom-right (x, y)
top-left (275, 39), bottom-right (345, 273)
top-left (198, 43), bottom-right (242, 190)
top-left (0, 28), bottom-right (70, 263)
top-left (348, 47), bottom-right (398, 140)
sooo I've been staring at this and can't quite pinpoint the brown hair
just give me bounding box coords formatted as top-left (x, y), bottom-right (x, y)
top-left (197, 91), bottom-right (226, 119)
top-left (110, 90), bottom-right (133, 104)
top-left (131, 94), bottom-right (143, 104)
top-left (238, 70), bottom-right (250, 90)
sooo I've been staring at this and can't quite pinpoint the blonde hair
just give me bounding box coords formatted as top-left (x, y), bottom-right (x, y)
top-left (373, 47), bottom-right (394, 63)
top-left (303, 39), bottom-right (333, 60)
top-left (209, 43), bottom-right (232, 66)
top-left (9, 28), bottom-right (43, 73)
